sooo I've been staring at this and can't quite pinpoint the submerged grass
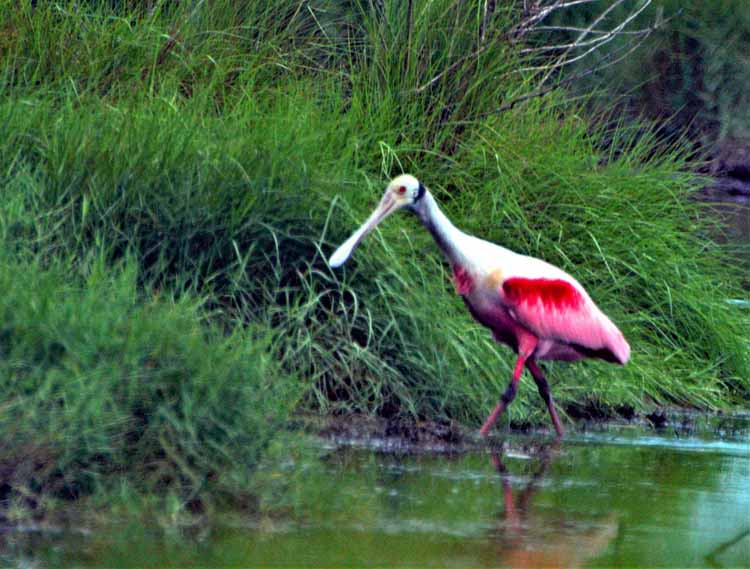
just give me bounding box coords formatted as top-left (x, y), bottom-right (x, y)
top-left (0, 0), bottom-right (747, 517)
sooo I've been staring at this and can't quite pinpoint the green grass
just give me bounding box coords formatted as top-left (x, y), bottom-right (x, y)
top-left (0, 0), bottom-right (748, 518)
top-left (0, 253), bottom-right (293, 517)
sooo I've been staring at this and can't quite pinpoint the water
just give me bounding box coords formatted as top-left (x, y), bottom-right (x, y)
top-left (2, 418), bottom-right (749, 568)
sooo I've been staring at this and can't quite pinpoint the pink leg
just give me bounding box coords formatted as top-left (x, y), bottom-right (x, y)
top-left (526, 359), bottom-right (564, 438)
top-left (480, 333), bottom-right (538, 437)
top-left (479, 355), bottom-right (527, 437)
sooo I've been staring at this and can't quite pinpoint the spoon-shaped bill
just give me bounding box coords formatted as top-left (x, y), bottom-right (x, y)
top-left (328, 193), bottom-right (398, 268)
top-left (329, 231), bottom-right (363, 268)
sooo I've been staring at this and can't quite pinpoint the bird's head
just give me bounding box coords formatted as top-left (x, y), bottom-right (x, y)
top-left (328, 174), bottom-right (426, 268)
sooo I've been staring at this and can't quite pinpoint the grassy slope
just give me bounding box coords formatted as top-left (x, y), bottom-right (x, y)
top-left (0, 0), bottom-right (747, 512)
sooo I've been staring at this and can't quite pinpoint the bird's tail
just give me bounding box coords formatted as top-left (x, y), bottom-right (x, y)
top-left (606, 322), bottom-right (630, 365)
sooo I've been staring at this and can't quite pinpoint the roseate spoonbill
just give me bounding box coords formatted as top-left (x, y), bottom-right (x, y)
top-left (329, 174), bottom-right (630, 437)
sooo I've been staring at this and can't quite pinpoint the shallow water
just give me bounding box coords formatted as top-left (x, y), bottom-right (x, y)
top-left (2, 417), bottom-right (749, 568)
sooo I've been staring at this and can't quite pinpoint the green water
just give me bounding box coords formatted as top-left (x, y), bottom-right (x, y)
top-left (2, 418), bottom-right (749, 568)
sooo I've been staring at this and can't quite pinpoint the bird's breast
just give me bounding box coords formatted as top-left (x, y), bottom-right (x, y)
top-left (451, 263), bottom-right (505, 296)
top-left (452, 258), bottom-right (518, 317)
top-left (463, 284), bottom-right (514, 328)
top-left (451, 265), bottom-right (474, 295)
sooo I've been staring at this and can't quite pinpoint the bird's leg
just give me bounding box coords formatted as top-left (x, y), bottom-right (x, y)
top-left (479, 354), bottom-right (527, 437)
top-left (480, 333), bottom-right (538, 437)
top-left (526, 359), bottom-right (564, 438)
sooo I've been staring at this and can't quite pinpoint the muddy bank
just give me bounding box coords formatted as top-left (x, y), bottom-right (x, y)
top-left (701, 175), bottom-right (750, 282)
top-left (704, 177), bottom-right (750, 201)
top-left (702, 141), bottom-right (750, 245)
top-left (303, 409), bottom-right (749, 453)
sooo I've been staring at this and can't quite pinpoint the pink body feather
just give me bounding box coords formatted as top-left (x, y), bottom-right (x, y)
top-left (454, 268), bottom-right (630, 365)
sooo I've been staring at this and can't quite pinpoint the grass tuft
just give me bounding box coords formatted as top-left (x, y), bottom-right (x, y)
top-left (0, 252), bottom-right (292, 513)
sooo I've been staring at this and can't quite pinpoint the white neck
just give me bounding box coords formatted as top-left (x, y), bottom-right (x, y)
top-left (414, 191), bottom-right (470, 267)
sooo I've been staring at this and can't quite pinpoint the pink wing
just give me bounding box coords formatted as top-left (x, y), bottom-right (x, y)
top-left (502, 277), bottom-right (630, 364)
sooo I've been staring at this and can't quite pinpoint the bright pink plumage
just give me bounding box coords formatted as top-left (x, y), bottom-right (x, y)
top-left (500, 277), bottom-right (629, 365)
top-left (502, 277), bottom-right (583, 311)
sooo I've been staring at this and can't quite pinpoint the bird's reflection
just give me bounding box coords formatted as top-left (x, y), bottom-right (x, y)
top-left (487, 441), bottom-right (619, 569)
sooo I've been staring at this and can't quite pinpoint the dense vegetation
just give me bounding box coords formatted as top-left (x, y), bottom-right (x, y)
top-left (542, 0), bottom-right (750, 165)
top-left (0, 1), bottom-right (747, 517)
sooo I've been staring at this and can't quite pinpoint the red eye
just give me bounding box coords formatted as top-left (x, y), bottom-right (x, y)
top-left (397, 186), bottom-right (407, 195)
